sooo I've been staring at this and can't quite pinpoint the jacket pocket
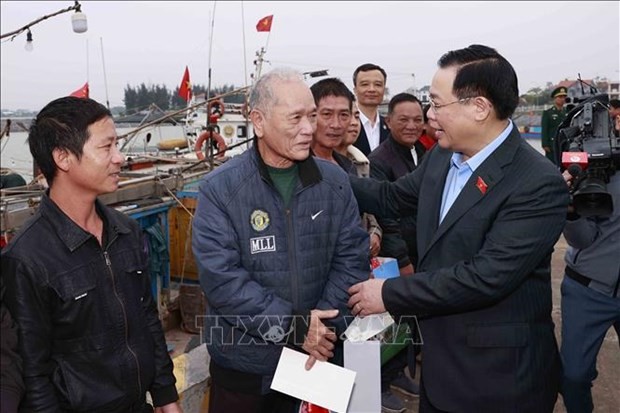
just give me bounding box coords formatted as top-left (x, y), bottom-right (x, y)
top-left (53, 351), bottom-right (127, 411)
top-left (49, 264), bottom-right (97, 302)
top-left (49, 264), bottom-right (115, 330)
top-left (122, 265), bottom-right (156, 311)
top-left (467, 323), bottom-right (529, 348)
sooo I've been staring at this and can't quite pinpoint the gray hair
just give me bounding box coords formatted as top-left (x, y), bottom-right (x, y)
top-left (249, 68), bottom-right (305, 114)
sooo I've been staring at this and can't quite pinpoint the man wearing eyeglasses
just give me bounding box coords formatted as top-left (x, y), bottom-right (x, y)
top-left (347, 44), bottom-right (569, 412)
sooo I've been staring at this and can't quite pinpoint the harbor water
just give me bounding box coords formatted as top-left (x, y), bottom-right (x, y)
top-left (1, 124), bottom-right (193, 182)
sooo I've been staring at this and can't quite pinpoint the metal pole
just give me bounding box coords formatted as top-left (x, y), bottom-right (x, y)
top-left (100, 37), bottom-right (110, 109)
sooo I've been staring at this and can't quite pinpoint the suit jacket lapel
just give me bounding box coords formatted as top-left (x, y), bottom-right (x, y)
top-left (432, 156), bottom-right (504, 241)
top-left (355, 127), bottom-right (371, 155)
top-left (417, 149), bottom-right (451, 263)
top-left (380, 116), bottom-right (390, 142)
top-left (418, 128), bottom-right (520, 265)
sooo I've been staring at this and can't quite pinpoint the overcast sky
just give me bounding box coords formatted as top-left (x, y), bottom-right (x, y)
top-left (1, 1), bottom-right (619, 111)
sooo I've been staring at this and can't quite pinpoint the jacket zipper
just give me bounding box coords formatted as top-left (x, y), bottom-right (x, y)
top-left (103, 250), bottom-right (143, 396)
top-left (286, 208), bottom-right (300, 311)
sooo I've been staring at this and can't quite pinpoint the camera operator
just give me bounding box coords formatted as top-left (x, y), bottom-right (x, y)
top-left (560, 168), bottom-right (620, 413)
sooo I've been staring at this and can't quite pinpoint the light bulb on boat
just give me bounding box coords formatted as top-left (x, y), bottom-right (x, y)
top-left (71, 11), bottom-right (88, 33)
top-left (24, 29), bottom-right (33, 52)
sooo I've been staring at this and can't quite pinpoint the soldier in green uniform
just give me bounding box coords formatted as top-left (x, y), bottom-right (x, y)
top-left (541, 86), bottom-right (568, 164)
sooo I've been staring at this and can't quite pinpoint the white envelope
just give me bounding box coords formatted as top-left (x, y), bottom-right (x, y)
top-left (270, 347), bottom-right (356, 413)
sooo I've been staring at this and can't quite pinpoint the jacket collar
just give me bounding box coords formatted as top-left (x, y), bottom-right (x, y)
top-left (40, 191), bottom-right (132, 252)
top-left (387, 134), bottom-right (415, 156)
top-left (253, 137), bottom-right (322, 188)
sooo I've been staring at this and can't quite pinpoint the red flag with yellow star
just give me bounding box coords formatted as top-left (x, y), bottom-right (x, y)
top-left (256, 15), bottom-right (273, 32)
top-left (178, 66), bottom-right (192, 102)
top-left (69, 82), bottom-right (89, 99)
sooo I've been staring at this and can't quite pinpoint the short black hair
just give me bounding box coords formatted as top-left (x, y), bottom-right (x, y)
top-left (438, 44), bottom-right (519, 120)
top-left (352, 63), bottom-right (387, 86)
top-left (28, 96), bottom-right (111, 187)
top-left (310, 78), bottom-right (354, 109)
top-left (609, 99), bottom-right (620, 109)
top-left (387, 93), bottom-right (422, 115)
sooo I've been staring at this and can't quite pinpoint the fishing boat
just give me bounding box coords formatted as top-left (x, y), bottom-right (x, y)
top-left (119, 91), bottom-right (254, 165)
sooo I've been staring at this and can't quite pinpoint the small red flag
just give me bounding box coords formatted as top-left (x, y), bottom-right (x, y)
top-left (476, 176), bottom-right (488, 194)
top-left (256, 15), bottom-right (273, 32)
top-left (178, 66), bottom-right (192, 102)
top-left (69, 82), bottom-right (89, 99)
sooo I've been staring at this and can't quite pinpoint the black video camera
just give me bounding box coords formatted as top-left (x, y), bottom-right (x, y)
top-left (556, 93), bottom-right (620, 216)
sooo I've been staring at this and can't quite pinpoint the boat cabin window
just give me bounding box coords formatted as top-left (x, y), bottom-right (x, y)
top-left (237, 126), bottom-right (247, 138)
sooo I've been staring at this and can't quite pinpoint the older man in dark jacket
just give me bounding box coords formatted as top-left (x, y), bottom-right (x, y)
top-left (193, 68), bottom-right (369, 413)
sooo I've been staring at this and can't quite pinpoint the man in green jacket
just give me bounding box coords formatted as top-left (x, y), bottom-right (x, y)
top-left (541, 86), bottom-right (568, 164)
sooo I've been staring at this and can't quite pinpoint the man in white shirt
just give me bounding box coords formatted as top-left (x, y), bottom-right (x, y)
top-left (353, 63), bottom-right (390, 155)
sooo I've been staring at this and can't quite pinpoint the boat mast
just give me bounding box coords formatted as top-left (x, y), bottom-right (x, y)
top-left (206, 2), bottom-right (217, 113)
top-left (241, 2), bottom-right (248, 88)
top-left (86, 39), bottom-right (89, 91)
top-left (203, 1), bottom-right (218, 164)
top-left (252, 48), bottom-right (268, 83)
top-left (100, 37), bottom-right (110, 109)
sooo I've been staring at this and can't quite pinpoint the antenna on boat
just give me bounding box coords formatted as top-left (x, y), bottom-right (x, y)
top-left (206, 2), bottom-right (217, 109)
top-left (202, 1), bottom-right (219, 165)
top-left (86, 39), bottom-right (90, 90)
top-left (241, 2), bottom-right (249, 88)
top-left (100, 37), bottom-right (110, 109)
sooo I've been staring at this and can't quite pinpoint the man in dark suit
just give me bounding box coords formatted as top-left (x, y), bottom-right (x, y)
top-left (348, 44), bottom-right (569, 412)
top-left (352, 63), bottom-right (391, 155)
top-left (369, 92), bottom-right (427, 274)
top-left (369, 92), bottom-right (426, 412)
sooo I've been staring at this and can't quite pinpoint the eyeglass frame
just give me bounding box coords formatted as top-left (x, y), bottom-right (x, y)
top-left (429, 97), bottom-right (473, 112)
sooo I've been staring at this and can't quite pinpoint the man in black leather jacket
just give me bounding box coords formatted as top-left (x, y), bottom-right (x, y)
top-left (1, 97), bottom-right (181, 413)
top-left (1, 277), bottom-right (23, 413)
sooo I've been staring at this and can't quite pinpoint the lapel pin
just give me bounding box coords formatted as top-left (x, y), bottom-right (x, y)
top-left (476, 176), bottom-right (488, 195)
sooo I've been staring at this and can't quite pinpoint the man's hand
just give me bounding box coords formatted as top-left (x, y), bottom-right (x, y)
top-left (543, 146), bottom-right (551, 153)
top-left (369, 233), bottom-right (381, 257)
top-left (154, 402), bottom-right (183, 413)
top-left (347, 279), bottom-right (386, 317)
top-left (562, 170), bottom-right (576, 214)
top-left (562, 170), bottom-right (573, 187)
top-left (303, 309), bottom-right (338, 370)
top-left (399, 263), bottom-right (414, 276)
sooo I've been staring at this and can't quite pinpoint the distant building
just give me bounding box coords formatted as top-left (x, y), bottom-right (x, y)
top-left (417, 85), bottom-right (430, 104)
top-left (553, 78), bottom-right (620, 103)
top-left (403, 85), bottom-right (430, 105)
top-left (600, 79), bottom-right (620, 101)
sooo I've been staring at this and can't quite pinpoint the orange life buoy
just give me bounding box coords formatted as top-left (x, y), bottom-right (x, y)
top-left (207, 98), bottom-right (225, 118)
top-left (194, 130), bottom-right (227, 160)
